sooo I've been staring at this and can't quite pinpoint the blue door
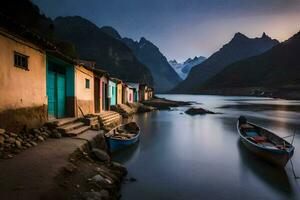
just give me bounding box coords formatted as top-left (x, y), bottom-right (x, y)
top-left (47, 71), bottom-right (56, 117)
top-left (57, 74), bottom-right (66, 118)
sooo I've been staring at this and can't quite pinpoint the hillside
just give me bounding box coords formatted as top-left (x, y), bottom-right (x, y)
top-left (54, 16), bottom-right (153, 85)
top-left (199, 31), bottom-right (300, 99)
top-left (122, 37), bottom-right (182, 92)
top-left (172, 32), bottom-right (279, 93)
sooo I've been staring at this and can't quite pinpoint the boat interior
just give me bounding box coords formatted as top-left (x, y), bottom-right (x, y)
top-left (239, 122), bottom-right (292, 151)
top-left (106, 122), bottom-right (139, 140)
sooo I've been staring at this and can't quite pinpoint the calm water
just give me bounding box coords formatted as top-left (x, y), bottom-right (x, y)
top-left (113, 95), bottom-right (300, 200)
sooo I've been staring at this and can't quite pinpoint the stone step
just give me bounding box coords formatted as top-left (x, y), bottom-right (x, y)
top-left (57, 122), bottom-right (85, 133)
top-left (48, 117), bottom-right (78, 127)
top-left (65, 126), bottom-right (90, 137)
top-left (102, 116), bottom-right (121, 126)
top-left (100, 115), bottom-right (120, 122)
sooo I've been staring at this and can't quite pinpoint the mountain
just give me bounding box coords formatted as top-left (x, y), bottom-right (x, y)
top-left (198, 31), bottom-right (300, 99)
top-left (169, 56), bottom-right (206, 79)
top-left (122, 37), bottom-right (182, 92)
top-left (53, 16), bottom-right (153, 85)
top-left (172, 32), bottom-right (279, 93)
top-left (100, 26), bottom-right (122, 40)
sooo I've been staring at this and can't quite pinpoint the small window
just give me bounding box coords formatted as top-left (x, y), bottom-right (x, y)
top-left (85, 79), bottom-right (90, 89)
top-left (14, 52), bottom-right (29, 70)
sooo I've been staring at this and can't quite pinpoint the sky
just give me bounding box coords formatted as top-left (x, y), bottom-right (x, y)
top-left (33, 0), bottom-right (300, 62)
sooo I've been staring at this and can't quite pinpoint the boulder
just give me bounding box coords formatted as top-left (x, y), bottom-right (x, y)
top-left (51, 130), bottom-right (62, 138)
top-left (185, 107), bottom-right (216, 115)
top-left (0, 136), bottom-right (4, 145)
top-left (15, 140), bottom-right (22, 149)
top-left (0, 128), bottom-right (5, 135)
top-left (37, 136), bottom-right (44, 142)
top-left (92, 148), bottom-right (110, 162)
top-left (81, 192), bottom-right (102, 200)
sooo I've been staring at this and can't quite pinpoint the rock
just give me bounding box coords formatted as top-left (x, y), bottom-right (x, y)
top-left (92, 148), bottom-right (110, 162)
top-left (9, 133), bottom-right (18, 138)
top-left (3, 134), bottom-right (9, 139)
top-left (99, 189), bottom-right (110, 200)
top-left (37, 136), bottom-right (44, 142)
top-left (30, 141), bottom-right (37, 146)
top-left (32, 128), bottom-right (41, 135)
top-left (63, 163), bottom-right (77, 173)
top-left (51, 130), bottom-right (62, 138)
top-left (0, 128), bottom-right (5, 135)
top-left (41, 132), bottom-right (49, 138)
top-left (185, 107), bottom-right (216, 115)
top-left (7, 138), bottom-right (16, 144)
top-left (81, 192), bottom-right (102, 200)
top-left (0, 136), bottom-right (4, 145)
top-left (91, 174), bottom-right (107, 184)
top-left (25, 143), bottom-right (32, 148)
top-left (15, 140), bottom-right (22, 148)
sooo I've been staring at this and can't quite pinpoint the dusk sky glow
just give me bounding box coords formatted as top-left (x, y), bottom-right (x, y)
top-left (33, 0), bottom-right (300, 62)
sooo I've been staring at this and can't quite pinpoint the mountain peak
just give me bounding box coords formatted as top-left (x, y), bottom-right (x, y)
top-left (233, 32), bottom-right (248, 40)
top-left (100, 26), bottom-right (121, 39)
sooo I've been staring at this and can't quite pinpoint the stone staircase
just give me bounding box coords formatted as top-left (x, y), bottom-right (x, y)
top-left (47, 117), bottom-right (91, 137)
top-left (96, 111), bottom-right (122, 130)
top-left (111, 104), bottom-right (135, 117)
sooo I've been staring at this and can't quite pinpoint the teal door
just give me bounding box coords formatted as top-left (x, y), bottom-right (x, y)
top-left (57, 74), bottom-right (66, 118)
top-left (47, 71), bottom-right (56, 116)
top-left (47, 71), bottom-right (66, 118)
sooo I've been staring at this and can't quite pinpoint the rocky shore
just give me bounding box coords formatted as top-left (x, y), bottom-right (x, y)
top-left (143, 97), bottom-right (191, 110)
top-left (185, 107), bottom-right (217, 115)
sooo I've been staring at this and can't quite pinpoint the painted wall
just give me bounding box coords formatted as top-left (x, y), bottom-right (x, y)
top-left (75, 65), bottom-right (94, 117)
top-left (127, 83), bottom-right (139, 102)
top-left (0, 30), bottom-right (47, 131)
top-left (127, 88), bottom-right (134, 103)
top-left (100, 76), bottom-right (108, 111)
top-left (108, 80), bottom-right (117, 106)
top-left (117, 83), bottom-right (123, 105)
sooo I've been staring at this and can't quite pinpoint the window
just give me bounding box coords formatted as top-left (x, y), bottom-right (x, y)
top-left (85, 79), bottom-right (90, 89)
top-left (14, 52), bottom-right (29, 70)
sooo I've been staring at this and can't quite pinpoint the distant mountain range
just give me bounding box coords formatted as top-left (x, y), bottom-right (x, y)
top-left (122, 37), bottom-right (182, 92)
top-left (90, 25), bottom-right (182, 92)
top-left (198, 31), bottom-right (300, 99)
top-left (169, 56), bottom-right (206, 79)
top-left (172, 32), bottom-right (279, 93)
top-left (53, 16), bottom-right (153, 85)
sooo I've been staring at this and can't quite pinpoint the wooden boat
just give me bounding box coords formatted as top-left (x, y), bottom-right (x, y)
top-left (237, 116), bottom-right (294, 167)
top-left (105, 122), bottom-right (140, 152)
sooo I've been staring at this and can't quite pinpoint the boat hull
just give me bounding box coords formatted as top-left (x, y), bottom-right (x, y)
top-left (240, 137), bottom-right (293, 167)
top-left (106, 133), bottom-right (140, 152)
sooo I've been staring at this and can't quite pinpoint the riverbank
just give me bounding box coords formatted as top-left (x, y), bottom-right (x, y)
top-left (0, 130), bottom-right (126, 200)
top-left (142, 97), bottom-right (192, 110)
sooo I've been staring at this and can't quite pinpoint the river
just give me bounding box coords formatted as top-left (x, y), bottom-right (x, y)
top-left (113, 95), bottom-right (300, 200)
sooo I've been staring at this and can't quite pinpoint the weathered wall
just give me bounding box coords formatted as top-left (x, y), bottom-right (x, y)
top-left (117, 83), bottom-right (123, 105)
top-left (75, 66), bottom-right (94, 117)
top-left (108, 80), bottom-right (117, 106)
top-left (0, 30), bottom-right (47, 131)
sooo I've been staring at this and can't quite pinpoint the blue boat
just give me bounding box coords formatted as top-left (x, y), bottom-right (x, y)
top-left (105, 122), bottom-right (140, 152)
top-left (237, 116), bottom-right (294, 167)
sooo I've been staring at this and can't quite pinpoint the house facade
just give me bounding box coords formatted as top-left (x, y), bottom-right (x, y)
top-left (0, 26), bottom-right (48, 131)
top-left (108, 79), bottom-right (117, 106)
top-left (126, 83), bottom-right (139, 102)
top-left (46, 54), bottom-right (75, 119)
top-left (74, 61), bottom-right (95, 117)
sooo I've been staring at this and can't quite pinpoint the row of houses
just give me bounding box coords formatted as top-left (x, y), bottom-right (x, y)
top-left (0, 15), bottom-right (153, 132)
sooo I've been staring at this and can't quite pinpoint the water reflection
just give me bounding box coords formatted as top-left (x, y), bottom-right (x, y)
top-left (113, 95), bottom-right (300, 200)
top-left (237, 140), bottom-right (294, 198)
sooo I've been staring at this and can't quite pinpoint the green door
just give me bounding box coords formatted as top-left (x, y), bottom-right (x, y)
top-left (47, 71), bottom-right (56, 117)
top-left (57, 74), bottom-right (66, 118)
